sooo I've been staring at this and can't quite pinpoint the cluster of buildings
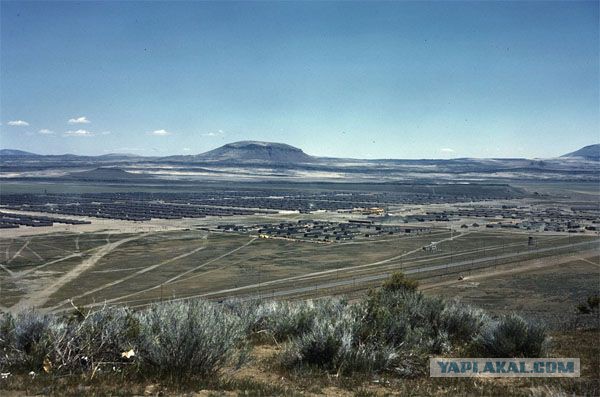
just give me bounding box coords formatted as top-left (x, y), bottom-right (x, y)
top-left (414, 204), bottom-right (600, 233)
top-left (0, 193), bottom-right (274, 222)
top-left (217, 219), bottom-right (430, 242)
top-left (0, 211), bottom-right (90, 229)
top-left (0, 188), bottom-right (527, 225)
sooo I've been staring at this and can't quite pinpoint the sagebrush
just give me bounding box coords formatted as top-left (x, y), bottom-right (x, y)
top-left (0, 273), bottom-right (547, 378)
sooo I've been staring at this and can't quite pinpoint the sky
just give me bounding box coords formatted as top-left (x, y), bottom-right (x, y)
top-left (1, 1), bottom-right (598, 159)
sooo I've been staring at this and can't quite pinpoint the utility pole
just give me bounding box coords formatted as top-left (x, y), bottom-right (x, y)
top-left (449, 227), bottom-right (453, 275)
top-left (258, 262), bottom-right (261, 300)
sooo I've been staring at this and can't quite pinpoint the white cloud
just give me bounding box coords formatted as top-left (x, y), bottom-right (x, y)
top-left (440, 148), bottom-right (455, 153)
top-left (68, 116), bottom-right (90, 124)
top-left (202, 129), bottom-right (225, 137)
top-left (183, 147), bottom-right (191, 151)
top-left (104, 147), bottom-right (146, 153)
top-left (149, 129), bottom-right (172, 136)
top-left (63, 129), bottom-right (94, 137)
top-left (39, 129), bottom-right (55, 135)
top-left (8, 120), bottom-right (29, 126)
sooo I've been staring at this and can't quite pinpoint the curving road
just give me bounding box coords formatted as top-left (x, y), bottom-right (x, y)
top-left (10, 234), bottom-right (147, 312)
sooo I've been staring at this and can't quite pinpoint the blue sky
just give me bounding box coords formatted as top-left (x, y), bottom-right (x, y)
top-left (1, 1), bottom-right (598, 158)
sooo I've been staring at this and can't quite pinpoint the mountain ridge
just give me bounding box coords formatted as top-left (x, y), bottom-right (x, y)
top-left (0, 149), bottom-right (40, 156)
top-left (561, 144), bottom-right (600, 161)
top-left (1, 142), bottom-right (599, 162)
top-left (65, 167), bottom-right (151, 181)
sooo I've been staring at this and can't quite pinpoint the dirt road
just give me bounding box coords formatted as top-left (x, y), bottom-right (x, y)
top-left (10, 234), bottom-right (146, 312)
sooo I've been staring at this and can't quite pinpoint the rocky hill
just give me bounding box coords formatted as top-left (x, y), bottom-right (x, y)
top-left (561, 144), bottom-right (600, 161)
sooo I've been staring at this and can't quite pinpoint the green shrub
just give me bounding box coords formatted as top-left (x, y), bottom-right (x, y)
top-left (576, 294), bottom-right (599, 315)
top-left (289, 317), bottom-right (347, 368)
top-left (281, 305), bottom-right (397, 374)
top-left (70, 306), bottom-right (141, 371)
top-left (359, 288), bottom-right (447, 353)
top-left (10, 311), bottom-right (62, 372)
top-left (281, 283), bottom-right (453, 375)
top-left (441, 301), bottom-right (490, 344)
top-left (279, 274), bottom-right (548, 375)
top-left (137, 300), bottom-right (246, 377)
top-left (0, 312), bottom-right (17, 371)
top-left (0, 272), bottom-right (550, 379)
top-left (1, 307), bottom-right (145, 374)
top-left (577, 303), bottom-right (592, 314)
top-left (586, 295), bottom-right (599, 310)
top-left (254, 300), bottom-right (320, 342)
top-left (232, 298), bottom-right (349, 343)
top-left (473, 314), bottom-right (547, 358)
top-left (381, 272), bottom-right (419, 293)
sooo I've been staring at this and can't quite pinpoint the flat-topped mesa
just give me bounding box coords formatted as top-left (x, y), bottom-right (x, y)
top-left (199, 141), bottom-right (315, 163)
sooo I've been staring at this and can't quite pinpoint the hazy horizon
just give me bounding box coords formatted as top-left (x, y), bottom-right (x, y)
top-left (2, 139), bottom-right (598, 160)
top-left (1, 1), bottom-right (598, 159)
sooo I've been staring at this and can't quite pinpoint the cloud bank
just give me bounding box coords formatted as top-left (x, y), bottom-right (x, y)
top-left (149, 129), bottom-right (172, 136)
top-left (68, 116), bottom-right (90, 124)
top-left (64, 129), bottom-right (94, 137)
top-left (8, 120), bottom-right (29, 126)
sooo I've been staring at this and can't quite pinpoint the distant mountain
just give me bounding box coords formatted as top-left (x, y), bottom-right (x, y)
top-left (3, 142), bottom-right (599, 164)
top-left (2, 142), bottom-right (598, 183)
top-left (561, 144), bottom-right (600, 161)
top-left (0, 149), bottom-right (39, 157)
top-left (65, 167), bottom-right (151, 181)
top-left (98, 153), bottom-right (143, 159)
top-left (163, 141), bottom-right (316, 163)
